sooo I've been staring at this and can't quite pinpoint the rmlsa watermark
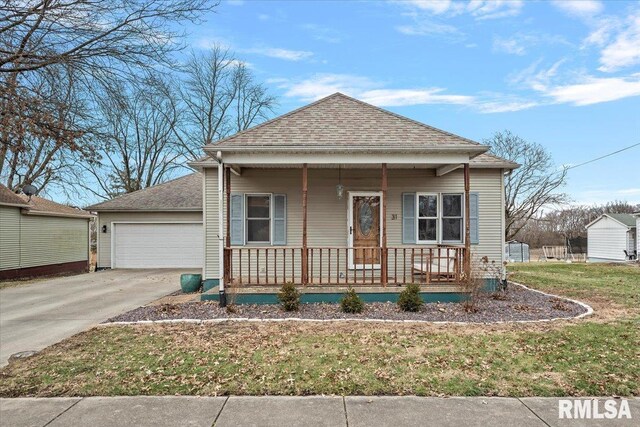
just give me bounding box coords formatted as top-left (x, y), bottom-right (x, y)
top-left (559, 399), bottom-right (632, 419)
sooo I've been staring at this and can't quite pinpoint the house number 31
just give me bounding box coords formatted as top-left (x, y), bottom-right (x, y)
top-left (391, 214), bottom-right (398, 220)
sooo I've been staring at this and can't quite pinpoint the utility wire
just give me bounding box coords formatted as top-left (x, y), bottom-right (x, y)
top-left (566, 142), bottom-right (640, 171)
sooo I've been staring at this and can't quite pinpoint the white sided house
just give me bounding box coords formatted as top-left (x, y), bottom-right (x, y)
top-left (191, 93), bottom-right (518, 304)
top-left (635, 212), bottom-right (640, 255)
top-left (586, 213), bottom-right (637, 263)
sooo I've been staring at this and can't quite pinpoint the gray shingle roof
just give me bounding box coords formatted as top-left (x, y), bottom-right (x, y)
top-left (0, 184), bottom-right (29, 207)
top-left (1, 184), bottom-right (92, 218)
top-left (85, 173), bottom-right (202, 211)
top-left (468, 152), bottom-right (519, 169)
top-left (607, 213), bottom-right (636, 227)
top-left (210, 93), bottom-right (487, 150)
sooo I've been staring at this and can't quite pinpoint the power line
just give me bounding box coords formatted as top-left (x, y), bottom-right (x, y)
top-left (566, 142), bottom-right (640, 171)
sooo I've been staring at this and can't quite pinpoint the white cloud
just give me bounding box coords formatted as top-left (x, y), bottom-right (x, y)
top-left (243, 47), bottom-right (313, 61)
top-left (597, 12), bottom-right (640, 72)
top-left (551, 0), bottom-right (603, 18)
top-left (544, 74), bottom-right (640, 105)
top-left (273, 73), bottom-right (537, 113)
top-left (277, 74), bottom-right (377, 101)
top-left (400, 0), bottom-right (458, 14)
top-left (513, 61), bottom-right (640, 105)
top-left (396, 0), bottom-right (522, 20)
top-left (396, 20), bottom-right (461, 36)
top-left (467, 0), bottom-right (524, 20)
top-left (493, 37), bottom-right (526, 55)
top-left (493, 33), bottom-right (572, 56)
top-left (359, 89), bottom-right (473, 106)
top-left (258, 14), bottom-right (270, 21)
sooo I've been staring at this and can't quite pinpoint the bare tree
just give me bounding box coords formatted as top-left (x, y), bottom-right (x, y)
top-left (0, 0), bottom-right (216, 193)
top-left (485, 130), bottom-right (569, 241)
top-left (0, 64), bottom-right (91, 193)
top-left (81, 77), bottom-right (185, 200)
top-left (176, 46), bottom-right (277, 159)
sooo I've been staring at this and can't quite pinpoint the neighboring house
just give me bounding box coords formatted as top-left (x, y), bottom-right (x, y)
top-left (634, 212), bottom-right (640, 256)
top-left (188, 93), bottom-right (518, 303)
top-left (0, 184), bottom-right (93, 280)
top-left (85, 173), bottom-right (203, 269)
top-left (586, 213), bottom-right (637, 262)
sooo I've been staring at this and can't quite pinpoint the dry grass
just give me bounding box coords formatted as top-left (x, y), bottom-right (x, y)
top-left (0, 262), bottom-right (638, 397)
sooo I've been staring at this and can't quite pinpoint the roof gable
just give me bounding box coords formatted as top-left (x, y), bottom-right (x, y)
top-left (85, 173), bottom-right (202, 211)
top-left (587, 213), bottom-right (636, 229)
top-left (209, 93), bottom-right (485, 150)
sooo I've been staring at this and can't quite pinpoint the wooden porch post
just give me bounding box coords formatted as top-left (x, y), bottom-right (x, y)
top-left (464, 163), bottom-right (471, 278)
top-left (224, 166), bottom-right (231, 284)
top-left (381, 163), bottom-right (388, 286)
top-left (302, 164), bottom-right (308, 285)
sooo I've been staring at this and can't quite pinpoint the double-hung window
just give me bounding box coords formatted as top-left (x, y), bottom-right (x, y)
top-left (417, 194), bottom-right (438, 243)
top-left (442, 194), bottom-right (463, 243)
top-left (246, 194), bottom-right (271, 243)
top-left (416, 193), bottom-right (464, 244)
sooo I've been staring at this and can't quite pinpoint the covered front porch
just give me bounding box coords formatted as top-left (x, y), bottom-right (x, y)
top-left (207, 156), bottom-right (476, 304)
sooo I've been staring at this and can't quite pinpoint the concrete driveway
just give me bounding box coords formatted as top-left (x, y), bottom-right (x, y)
top-left (0, 269), bottom-right (192, 366)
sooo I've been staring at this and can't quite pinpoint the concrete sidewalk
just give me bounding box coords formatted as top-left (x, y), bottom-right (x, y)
top-left (1, 396), bottom-right (638, 427)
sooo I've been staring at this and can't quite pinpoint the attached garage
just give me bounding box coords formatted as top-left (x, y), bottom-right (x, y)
top-left (112, 223), bottom-right (203, 269)
top-left (86, 173), bottom-right (204, 270)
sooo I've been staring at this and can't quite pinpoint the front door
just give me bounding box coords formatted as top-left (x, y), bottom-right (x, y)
top-left (349, 192), bottom-right (381, 268)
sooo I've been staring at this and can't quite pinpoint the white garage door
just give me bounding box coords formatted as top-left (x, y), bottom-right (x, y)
top-left (113, 223), bottom-right (203, 268)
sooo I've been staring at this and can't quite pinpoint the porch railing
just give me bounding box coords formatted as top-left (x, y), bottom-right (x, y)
top-left (224, 246), bottom-right (465, 286)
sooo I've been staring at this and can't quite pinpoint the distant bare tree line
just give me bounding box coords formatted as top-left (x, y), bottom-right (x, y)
top-left (1, 0), bottom-right (276, 202)
top-left (512, 201), bottom-right (640, 248)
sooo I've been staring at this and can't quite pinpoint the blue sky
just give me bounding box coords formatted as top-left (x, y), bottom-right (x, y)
top-left (189, 0), bottom-right (639, 206)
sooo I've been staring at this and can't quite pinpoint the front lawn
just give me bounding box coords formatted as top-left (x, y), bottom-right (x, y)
top-left (1, 262), bottom-right (638, 397)
top-left (509, 262), bottom-right (639, 311)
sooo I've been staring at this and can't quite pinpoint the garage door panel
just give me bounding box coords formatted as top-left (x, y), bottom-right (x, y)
top-left (113, 223), bottom-right (203, 268)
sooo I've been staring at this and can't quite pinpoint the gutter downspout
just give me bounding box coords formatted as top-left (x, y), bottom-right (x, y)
top-left (215, 151), bottom-right (226, 307)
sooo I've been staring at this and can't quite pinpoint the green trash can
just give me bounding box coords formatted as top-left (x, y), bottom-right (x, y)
top-left (180, 274), bottom-right (202, 293)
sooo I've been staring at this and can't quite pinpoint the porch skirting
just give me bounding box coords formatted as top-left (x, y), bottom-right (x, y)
top-left (200, 280), bottom-right (500, 305)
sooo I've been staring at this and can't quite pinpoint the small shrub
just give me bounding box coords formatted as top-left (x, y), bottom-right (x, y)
top-left (340, 288), bottom-right (364, 313)
top-left (278, 282), bottom-right (300, 311)
top-left (397, 283), bottom-right (424, 312)
top-left (226, 304), bottom-right (238, 314)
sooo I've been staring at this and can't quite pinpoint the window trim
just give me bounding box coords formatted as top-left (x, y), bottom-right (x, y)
top-left (245, 193), bottom-right (272, 244)
top-left (416, 192), bottom-right (439, 244)
top-left (415, 192), bottom-right (465, 245)
top-left (441, 193), bottom-right (464, 244)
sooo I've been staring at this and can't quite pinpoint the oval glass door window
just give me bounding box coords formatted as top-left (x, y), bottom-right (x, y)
top-left (359, 200), bottom-right (374, 236)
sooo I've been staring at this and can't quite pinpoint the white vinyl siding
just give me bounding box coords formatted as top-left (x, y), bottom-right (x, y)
top-left (112, 223), bottom-right (202, 268)
top-left (587, 216), bottom-right (631, 262)
top-left (0, 205), bottom-right (90, 271)
top-left (96, 211), bottom-right (202, 269)
top-left (204, 168), bottom-right (504, 280)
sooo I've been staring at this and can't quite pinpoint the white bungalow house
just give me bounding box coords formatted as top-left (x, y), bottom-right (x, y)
top-left (190, 93), bottom-right (518, 305)
top-left (586, 213), bottom-right (637, 262)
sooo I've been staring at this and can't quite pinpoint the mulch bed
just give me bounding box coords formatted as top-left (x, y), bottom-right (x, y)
top-left (105, 283), bottom-right (588, 323)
